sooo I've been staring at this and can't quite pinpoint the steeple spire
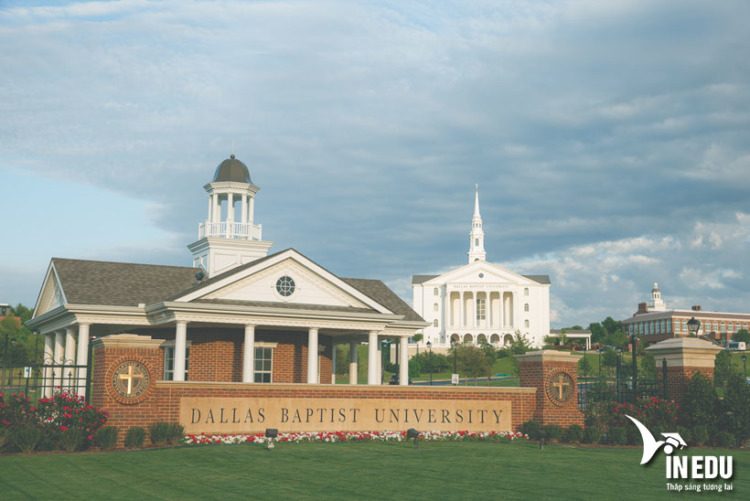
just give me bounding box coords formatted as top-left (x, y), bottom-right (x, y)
top-left (468, 185), bottom-right (486, 263)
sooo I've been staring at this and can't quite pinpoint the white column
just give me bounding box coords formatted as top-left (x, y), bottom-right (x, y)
top-left (63, 327), bottom-right (76, 389)
top-left (241, 194), bottom-right (248, 224)
top-left (43, 334), bottom-right (55, 398)
top-left (331, 343), bottom-right (336, 384)
top-left (399, 337), bottom-right (409, 386)
top-left (349, 341), bottom-right (358, 385)
top-left (459, 292), bottom-right (464, 328)
top-left (53, 330), bottom-right (64, 391)
top-left (174, 321), bottom-right (187, 382)
top-left (249, 196), bottom-right (255, 224)
top-left (367, 331), bottom-right (379, 385)
top-left (242, 324), bottom-right (255, 383)
top-left (76, 323), bottom-right (90, 397)
top-left (377, 341), bottom-right (383, 383)
top-left (227, 193), bottom-right (235, 237)
top-left (307, 328), bottom-right (319, 384)
top-left (207, 195), bottom-right (213, 222)
top-left (213, 193), bottom-right (220, 223)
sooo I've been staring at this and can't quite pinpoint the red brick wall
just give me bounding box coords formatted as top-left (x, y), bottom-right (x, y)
top-left (658, 366), bottom-right (714, 407)
top-left (518, 359), bottom-right (583, 428)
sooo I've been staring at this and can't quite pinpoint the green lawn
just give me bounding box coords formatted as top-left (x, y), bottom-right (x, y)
top-left (1, 441), bottom-right (746, 500)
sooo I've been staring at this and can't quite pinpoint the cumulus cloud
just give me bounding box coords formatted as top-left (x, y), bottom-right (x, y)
top-left (1, 1), bottom-right (749, 327)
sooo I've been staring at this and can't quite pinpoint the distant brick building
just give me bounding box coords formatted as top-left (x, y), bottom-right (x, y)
top-left (622, 283), bottom-right (750, 344)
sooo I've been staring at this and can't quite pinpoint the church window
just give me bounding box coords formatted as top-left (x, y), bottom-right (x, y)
top-left (163, 345), bottom-right (190, 381)
top-left (713, 321), bottom-right (718, 332)
top-left (433, 288), bottom-right (439, 296)
top-left (720, 321), bottom-right (726, 332)
top-left (524, 303), bottom-right (529, 312)
top-left (666, 319), bottom-right (672, 332)
top-left (254, 347), bottom-right (273, 383)
top-left (475, 238), bottom-right (479, 246)
top-left (524, 288), bottom-right (529, 296)
top-left (433, 319), bottom-right (439, 327)
top-left (524, 319), bottom-right (530, 328)
top-left (476, 299), bottom-right (486, 321)
top-left (276, 276), bottom-right (295, 297)
top-left (433, 303), bottom-right (438, 312)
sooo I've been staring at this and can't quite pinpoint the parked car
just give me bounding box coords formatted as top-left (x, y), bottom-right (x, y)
top-left (389, 374), bottom-right (412, 385)
top-left (727, 342), bottom-right (746, 351)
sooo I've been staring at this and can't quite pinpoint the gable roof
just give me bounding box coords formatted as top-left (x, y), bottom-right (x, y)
top-left (45, 253), bottom-right (424, 322)
top-left (341, 278), bottom-right (424, 322)
top-left (51, 258), bottom-right (202, 307)
top-left (523, 275), bottom-right (551, 285)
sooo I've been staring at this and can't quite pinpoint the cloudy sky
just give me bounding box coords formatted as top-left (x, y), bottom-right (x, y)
top-left (1, 0), bottom-right (749, 328)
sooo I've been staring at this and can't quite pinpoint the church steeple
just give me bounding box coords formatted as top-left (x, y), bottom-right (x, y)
top-left (468, 185), bottom-right (486, 263)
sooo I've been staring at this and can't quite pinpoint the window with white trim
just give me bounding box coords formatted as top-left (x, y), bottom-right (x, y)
top-left (163, 344), bottom-right (190, 381)
top-left (476, 298), bottom-right (486, 321)
top-left (254, 347), bottom-right (273, 383)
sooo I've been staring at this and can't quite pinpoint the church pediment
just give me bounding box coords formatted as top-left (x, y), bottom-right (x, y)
top-left (33, 261), bottom-right (67, 318)
top-left (175, 249), bottom-right (392, 313)
top-left (426, 261), bottom-right (541, 287)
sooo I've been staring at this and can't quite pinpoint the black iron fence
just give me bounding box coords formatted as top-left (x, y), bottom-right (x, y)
top-left (578, 360), bottom-right (668, 413)
top-left (0, 362), bottom-right (91, 401)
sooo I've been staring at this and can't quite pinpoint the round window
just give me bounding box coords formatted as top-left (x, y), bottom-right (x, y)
top-left (479, 273), bottom-right (484, 278)
top-left (276, 276), bottom-right (295, 297)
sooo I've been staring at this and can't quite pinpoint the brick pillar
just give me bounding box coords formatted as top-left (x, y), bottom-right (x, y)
top-left (645, 337), bottom-right (722, 407)
top-left (516, 350), bottom-right (584, 427)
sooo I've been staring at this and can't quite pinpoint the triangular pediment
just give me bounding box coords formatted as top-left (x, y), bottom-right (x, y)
top-left (175, 249), bottom-right (392, 313)
top-left (33, 261), bottom-right (67, 318)
top-left (424, 261), bottom-right (540, 287)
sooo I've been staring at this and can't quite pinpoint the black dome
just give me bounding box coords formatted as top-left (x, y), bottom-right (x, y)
top-left (213, 154), bottom-right (252, 183)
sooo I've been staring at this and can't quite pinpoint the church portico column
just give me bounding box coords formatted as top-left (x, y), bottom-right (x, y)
top-left (174, 321), bottom-right (188, 382)
top-left (349, 341), bottom-right (358, 385)
top-left (43, 334), bottom-right (55, 398)
top-left (459, 292), bottom-right (464, 328)
top-left (242, 324), bottom-right (256, 383)
top-left (241, 194), bottom-right (248, 225)
top-left (63, 327), bottom-right (76, 389)
top-left (307, 328), bottom-right (319, 384)
top-left (227, 193), bottom-right (235, 236)
top-left (367, 331), bottom-right (379, 385)
top-left (399, 336), bottom-right (409, 386)
top-left (53, 330), bottom-right (64, 390)
top-left (75, 323), bottom-right (90, 397)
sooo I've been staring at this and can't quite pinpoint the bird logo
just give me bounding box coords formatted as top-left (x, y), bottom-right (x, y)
top-left (626, 415), bottom-right (688, 465)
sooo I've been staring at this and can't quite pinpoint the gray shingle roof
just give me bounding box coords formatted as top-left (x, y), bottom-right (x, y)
top-left (52, 258), bottom-right (201, 307)
top-left (412, 274), bottom-right (438, 284)
top-left (523, 275), bottom-right (551, 285)
top-left (342, 278), bottom-right (425, 322)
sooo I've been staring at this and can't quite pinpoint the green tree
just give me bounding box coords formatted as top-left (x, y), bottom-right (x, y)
top-left (588, 322), bottom-right (606, 344)
top-left (602, 316), bottom-right (622, 335)
top-left (601, 349), bottom-right (620, 375)
top-left (714, 350), bottom-right (735, 388)
top-left (639, 350), bottom-right (657, 380)
top-left (733, 329), bottom-right (750, 343)
top-left (578, 355), bottom-right (593, 378)
top-left (451, 342), bottom-right (492, 383)
top-left (722, 373), bottom-right (750, 445)
top-left (604, 330), bottom-right (628, 348)
top-left (12, 303), bottom-right (34, 323)
top-left (680, 372), bottom-right (719, 430)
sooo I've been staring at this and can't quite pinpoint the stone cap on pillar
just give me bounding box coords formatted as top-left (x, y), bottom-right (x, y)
top-left (645, 337), bottom-right (723, 368)
top-left (515, 350), bottom-right (582, 363)
top-left (91, 334), bottom-right (165, 349)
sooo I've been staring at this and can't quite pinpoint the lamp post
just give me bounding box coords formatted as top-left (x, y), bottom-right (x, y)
top-left (427, 341), bottom-right (432, 386)
top-left (451, 338), bottom-right (457, 374)
top-left (742, 354), bottom-right (747, 379)
top-left (687, 317), bottom-right (700, 337)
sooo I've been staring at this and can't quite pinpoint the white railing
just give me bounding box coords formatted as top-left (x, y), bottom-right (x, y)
top-left (199, 221), bottom-right (263, 240)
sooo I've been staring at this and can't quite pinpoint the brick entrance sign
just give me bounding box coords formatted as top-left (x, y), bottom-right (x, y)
top-left (91, 335), bottom-right (585, 441)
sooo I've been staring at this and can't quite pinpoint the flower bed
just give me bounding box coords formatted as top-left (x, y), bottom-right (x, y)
top-left (183, 430), bottom-right (527, 446)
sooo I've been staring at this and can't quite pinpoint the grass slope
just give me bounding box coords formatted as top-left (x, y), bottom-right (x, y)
top-left (1, 442), bottom-right (746, 500)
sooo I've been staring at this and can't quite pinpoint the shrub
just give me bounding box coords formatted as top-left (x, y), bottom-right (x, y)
top-left (58, 428), bottom-right (85, 452)
top-left (149, 422), bottom-right (171, 446)
top-left (582, 426), bottom-right (601, 444)
top-left (714, 431), bottom-right (735, 448)
top-left (12, 427), bottom-right (44, 453)
top-left (94, 426), bottom-right (119, 450)
top-left (521, 421), bottom-right (542, 440)
top-left (626, 425), bottom-right (641, 446)
top-left (680, 372), bottom-right (719, 430)
top-left (0, 427), bottom-right (9, 451)
top-left (543, 425), bottom-right (562, 441)
top-left (125, 427), bottom-right (147, 448)
top-left (674, 426), bottom-right (692, 446)
top-left (608, 427), bottom-right (627, 446)
top-left (166, 423), bottom-right (185, 446)
top-left (691, 425), bottom-right (709, 446)
top-left (563, 425), bottom-right (583, 443)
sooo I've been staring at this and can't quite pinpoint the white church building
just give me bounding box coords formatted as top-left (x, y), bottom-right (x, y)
top-left (411, 188), bottom-right (551, 350)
